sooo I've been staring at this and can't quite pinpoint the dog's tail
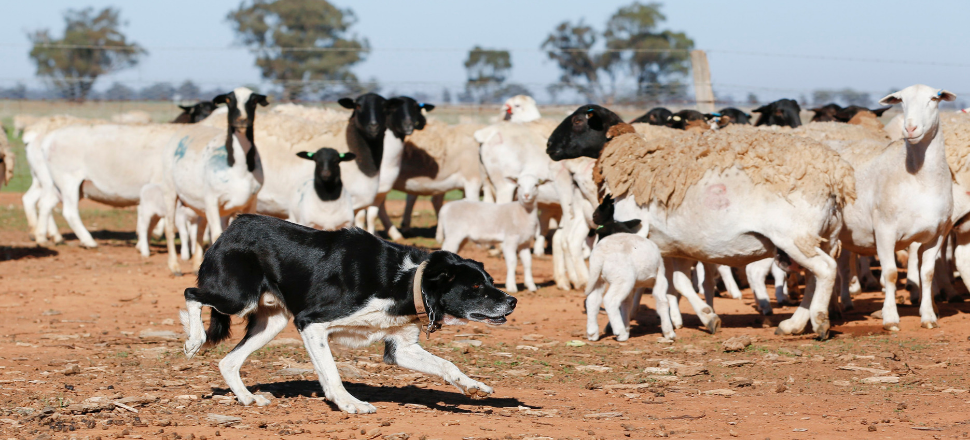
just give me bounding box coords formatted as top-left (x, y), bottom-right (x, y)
top-left (205, 309), bottom-right (232, 347)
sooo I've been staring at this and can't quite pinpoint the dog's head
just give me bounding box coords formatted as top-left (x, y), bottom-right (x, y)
top-left (420, 251), bottom-right (516, 325)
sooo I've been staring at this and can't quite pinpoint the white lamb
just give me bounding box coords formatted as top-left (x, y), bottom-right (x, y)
top-left (585, 232), bottom-right (665, 342)
top-left (288, 148), bottom-right (357, 230)
top-left (437, 174), bottom-right (544, 293)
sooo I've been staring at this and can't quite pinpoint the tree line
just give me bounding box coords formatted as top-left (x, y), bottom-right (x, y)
top-left (12, 0), bottom-right (893, 107)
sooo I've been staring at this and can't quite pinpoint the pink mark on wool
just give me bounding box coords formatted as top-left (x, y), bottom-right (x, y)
top-left (704, 183), bottom-right (730, 210)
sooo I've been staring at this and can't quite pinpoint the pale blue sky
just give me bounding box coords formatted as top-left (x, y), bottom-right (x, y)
top-left (1, 0), bottom-right (968, 103)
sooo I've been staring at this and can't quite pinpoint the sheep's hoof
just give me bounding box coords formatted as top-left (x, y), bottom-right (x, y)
top-left (815, 322), bottom-right (830, 341)
top-left (774, 327), bottom-right (788, 336)
top-left (843, 302), bottom-right (855, 312)
top-left (705, 316), bottom-right (721, 335)
top-left (920, 321), bottom-right (939, 329)
top-left (947, 295), bottom-right (965, 303)
top-left (760, 308), bottom-right (774, 317)
top-left (883, 323), bottom-right (900, 332)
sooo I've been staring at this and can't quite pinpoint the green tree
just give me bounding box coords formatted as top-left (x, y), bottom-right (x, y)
top-left (603, 2), bottom-right (693, 102)
top-left (227, 0), bottom-right (369, 101)
top-left (541, 2), bottom-right (694, 104)
top-left (462, 46), bottom-right (511, 104)
top-left (541, 20), bottom-right (606, 103)
top-left (28, 7), bottom-right (145, 102)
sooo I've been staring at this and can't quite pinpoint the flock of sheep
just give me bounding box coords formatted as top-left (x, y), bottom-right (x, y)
top-left (4, 84), bottom-right (970, 343)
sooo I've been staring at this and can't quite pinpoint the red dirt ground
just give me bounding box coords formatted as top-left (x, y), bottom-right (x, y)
top-left (2, 192), bottom-right (970, 440)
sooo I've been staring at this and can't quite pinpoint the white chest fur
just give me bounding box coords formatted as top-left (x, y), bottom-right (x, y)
top-left (324, 298), bottom-right (415, 348)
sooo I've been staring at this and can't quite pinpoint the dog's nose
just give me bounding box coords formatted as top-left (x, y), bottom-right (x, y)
top-left (506, 296), bottom-right (517, 309)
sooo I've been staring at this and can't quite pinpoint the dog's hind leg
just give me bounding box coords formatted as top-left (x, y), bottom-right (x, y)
top-left (299, 323), bottom-right (376, 414)
top-left (384, 327), bottom-right (493, 399)
top-left (219, 301), bottom-right (289, 407)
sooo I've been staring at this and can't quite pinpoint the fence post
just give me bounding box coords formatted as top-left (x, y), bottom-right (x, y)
top-left (691, 50), bottom-right (715, 113)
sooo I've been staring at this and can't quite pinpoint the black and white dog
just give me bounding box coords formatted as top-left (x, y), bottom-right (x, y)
top-left (180, 214), bottom-right (516, 413)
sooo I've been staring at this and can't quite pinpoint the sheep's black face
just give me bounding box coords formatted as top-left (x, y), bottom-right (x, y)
top-left (385, 96), bottom-right (432, 139)
top-left (717, 107), bottom-right (751, 126)
top-left (339, 93), bottom-right (388, 140)
top-left (810, 103), bottom-right (842, 123)
top-left (630, 107), bottom-right (672, 126)
top-left (547, 105), bottom-right (624, 161)
top-left (754, 98), bottom-right (801, 128)
top-left (833, 105), bottom-right (892, 122)
top-left (186, 101), bottom-right (217, 123)
top-left (296, 148), bottom-right (356, 201)
top-left (214, 88), bottom-right (269, 130)
top-left (666, 109), bottom-right (706, 130)
top-left (421, 251), bottom-right (516, 325)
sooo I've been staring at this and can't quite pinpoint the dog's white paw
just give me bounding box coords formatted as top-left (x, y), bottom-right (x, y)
top-left (334, 396), bottom-right (376, 414)
top-left (183, 339), bottom-right (204, 358)
top-left (253, 394), bottom-right (272, 407)
top-left (456, 377), bottom-right (493, 398)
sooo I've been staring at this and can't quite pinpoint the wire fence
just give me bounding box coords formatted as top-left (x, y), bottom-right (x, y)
top-left (1, 43), bottom-right (968, 108)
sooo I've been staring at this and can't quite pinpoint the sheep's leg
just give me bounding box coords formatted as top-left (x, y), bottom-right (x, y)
top-left (622, 288), bottom-right (642, 332)
top-left (431, 194), bottom-right (445, 217)
top-left (353, 209), bottom-right (366, 230)
top-left (933, 235), bottom-right (958, 302)
top-left (692, 261), bottom-right (704, 293)
top-left (837, 250), bottom-right (854, 312)
top-left (534, 208), bottom-right (552, 256)
top-left (364, 206), bottom-right (379, 235)
top-left (401, 194), bottom-right (418, 231)
top-left (652, 258), bottom-right (676, 339)
top-left (670, 258), bottom-right (720, 334)
top-left (163, 192), bottom-right (182, 276)
top-left (771, 260), bottom-right (792, 305)
top-left (917, 234), bottom-right (945, 329)
top-left (377, 201), bottom-right (404, 241)
top-left (34, 189), bottom-right (60, 244)
top-left (552, 230), bottom-right (571, 290)
top-left (745, 258), bottom-right (774, 315)
top-left (566, 217), bottom-right (590, 289)
top-left (701, 262), bottom-right (717, 306)
top-left (718, 265), bottom-right (742, 299)
top-left (775, 241), bottom-right (838, 339)
top-left (196, 197), bottom-right (222, 273)
top-left (858, 256), bottom-right (879, 290)
top-left (847, 252), bottom-right (862, 295)
top-left (519, 247), bottom-right (537, 292)
top-left (952, 232), bottom-right (970, 300)
top-left (663, 258), bottom-right (684, 329)
top-left (176, 206), bottom-right (191, 261)
top-left (584, 277), bottom-right (606, 341)
top-left (502, 241), bottom-right (519, 293)
top-left (22, 178), bottom-right (42, 232)
top-left (135, 202), bottom-right (155, 258)
top-left (603, 277), bottom-right (635, 342)
top-left (874, 229), bottom-right (902, 331)
top-left (60, 179), bottom-right (97, 248)
top-left (906, 241), bottom-right (921, 304)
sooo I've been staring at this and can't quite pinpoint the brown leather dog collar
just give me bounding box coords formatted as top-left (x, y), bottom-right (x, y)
top-left (412, 261), bottom-right (440, 338)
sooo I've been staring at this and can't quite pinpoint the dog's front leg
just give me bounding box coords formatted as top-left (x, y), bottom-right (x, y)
top-left (299, 323), bottom-right (376, 414)
top-left (384, 327), bottom-right (493, 398)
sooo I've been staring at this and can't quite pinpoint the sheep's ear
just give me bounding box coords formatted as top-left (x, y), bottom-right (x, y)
top-left (339, 152), bottom-right (356, 162)
top-left (296, 151), bottom-right (314, 160)
top-left (871, 106), bottom-right (892, 116)
top-left (538, 178), bottom-right (549, 185)
top-left (179, 105), bottom-right (193, 111)
top-left (338, 98), bottom-right (355, 109)
top-left (420, 103), bottom-right (435, 112)
top-left (506, 176), bottom-right (518, 184)
top-left (935, 90), bottom-right (957, 102)
top-left (253, 94), bottom-right (270, 106)
top-left (620, 219), bottom-right (642, 229)
top-left (752, 104), bottom-right (769, 113)
top-left (213, 93), bottom-right (230, 105)
top-left (879, 92), bottom-right (902, 106)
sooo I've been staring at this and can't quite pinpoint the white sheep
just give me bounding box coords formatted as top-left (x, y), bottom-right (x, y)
top-left (288, 148), bottom-right (357, 230)
top-left (831, 85), bottom-right (955, 330)
top-left (437, 174), bottom-right (544, 293)
top-left (585, 232), bottom-right (667, 341)
top-left (501, 95), bottom-right (542, 122)
top-left (548, 107), bottom-right (855, 340)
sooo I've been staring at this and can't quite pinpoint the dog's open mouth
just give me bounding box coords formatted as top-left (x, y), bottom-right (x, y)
top-left (469, 313), bottom-right (508, 325)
